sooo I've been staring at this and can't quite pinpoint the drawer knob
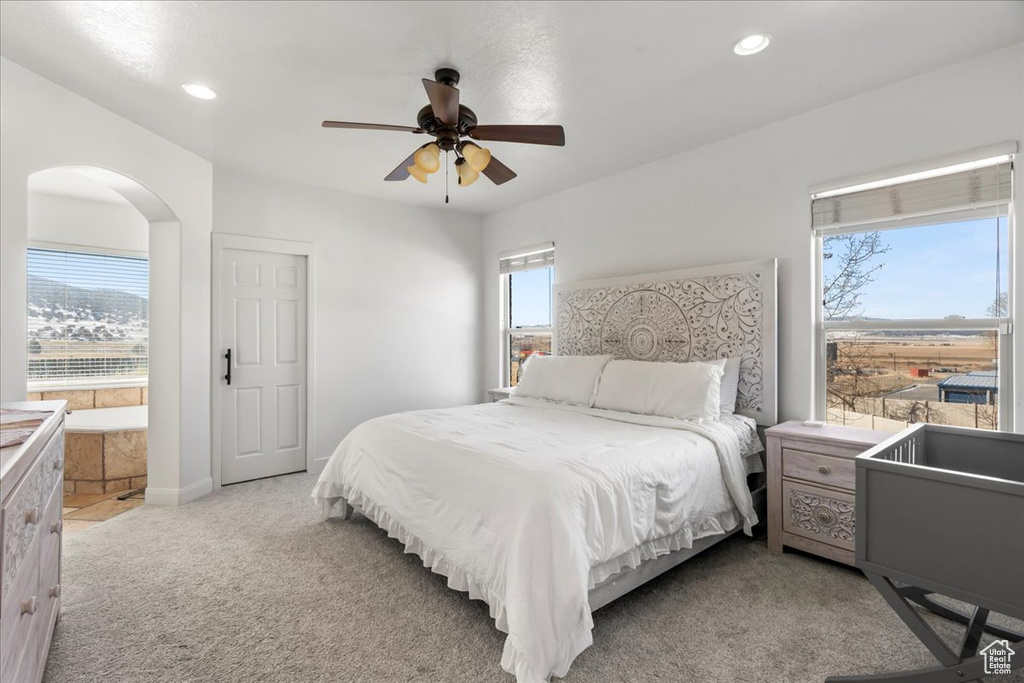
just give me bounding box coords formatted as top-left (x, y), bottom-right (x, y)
top-left (20, 596), bottom-right (37, 616)
top-left (51, 520), bottom-right (63, 534)
top-left (818, 465), bottom-right (830, 475)
top-left (54, 458), bottom-right (64, 470)
top-left (24, 507), bottom-right (41, 524)
top-left (50, 584), bottom-right (61, 599)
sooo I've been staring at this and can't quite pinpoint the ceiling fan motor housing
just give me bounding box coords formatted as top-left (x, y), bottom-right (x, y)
top-left (416, 104), bottom-right (479, 143)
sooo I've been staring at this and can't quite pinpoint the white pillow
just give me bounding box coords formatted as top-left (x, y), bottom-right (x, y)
top-left (513, 354), bottom-right (613, 406)
top-left (719, 357), bottom-right (741, 415)
top-left (594, 358), bottom-right (726, 421)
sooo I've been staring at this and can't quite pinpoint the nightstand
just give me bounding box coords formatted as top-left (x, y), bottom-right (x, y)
top-left (765, 421), bottom-right (889, 566)
top-left (486, 387), bottom-right (513, 402)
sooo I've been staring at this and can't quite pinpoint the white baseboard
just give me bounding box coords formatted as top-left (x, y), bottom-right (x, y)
top-left (145, 476), bottom-right (214, 506)
top-left (310, 458), bottom-right (329, 475)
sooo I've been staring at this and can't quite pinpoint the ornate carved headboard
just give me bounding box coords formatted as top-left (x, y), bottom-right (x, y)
top-left (554, 259), bottom-right (778, 425)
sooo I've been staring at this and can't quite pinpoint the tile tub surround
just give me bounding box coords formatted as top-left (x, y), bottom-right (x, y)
top-left (64, 405), bottom-right (148, 494)
top-left (26, 386), bottom-right (148, 409)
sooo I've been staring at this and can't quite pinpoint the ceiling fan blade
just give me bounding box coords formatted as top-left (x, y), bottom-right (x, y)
top-left (482, 155), bottom-right (517, 185)
top-left (384, 152), bottom-right (417, 181)
top-left (470, 125), bottom-right (565, 146)
top-left (323, 121), bottom-right (422, 133)
top-left (422, 79), bottom-right (460, 126)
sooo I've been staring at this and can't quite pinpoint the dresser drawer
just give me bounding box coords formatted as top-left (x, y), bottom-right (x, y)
top-left (39, 485), bottom-right (62, 588)
top-left (40, 427), bottom-right (65, 504)
top-left (0, 534), bottom-right (41, 683)
top-left (28, 557), bottom-right (60, 683)
top-left (1, 452), bottom-right (46, 597)
top-left (783, 448), bottom-right (854, 490)
top-left (782, 480), bottom-right (855, 552)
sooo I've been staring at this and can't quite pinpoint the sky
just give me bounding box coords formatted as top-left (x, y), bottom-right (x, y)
top-left (823, 216), bottom-right (1008, 320)
top-left (510, 266), bottom-right (553, 327)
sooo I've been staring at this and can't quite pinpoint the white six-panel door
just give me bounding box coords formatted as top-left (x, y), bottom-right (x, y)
top-left (220, 248), bottom-right (307, 485)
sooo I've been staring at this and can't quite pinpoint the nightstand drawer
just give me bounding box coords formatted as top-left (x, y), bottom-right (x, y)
top-left (783, 448), bottom-right (854, 490)
top-left (782, 480), bottom-right (855, 552)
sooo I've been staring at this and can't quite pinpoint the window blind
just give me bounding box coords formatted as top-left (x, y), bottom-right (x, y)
top-left (27, 247), bottom-right (149, 383)
top-left (499, 242), bottom-right (555, 274)
top-left (812, 160), bottom-right (1012, 234)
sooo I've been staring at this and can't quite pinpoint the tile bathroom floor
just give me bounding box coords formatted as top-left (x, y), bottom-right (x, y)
top-left (62, 489), bottom-right (145, 537)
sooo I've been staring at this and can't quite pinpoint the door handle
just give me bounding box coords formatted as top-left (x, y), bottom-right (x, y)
top-left (224, 348), bottom-right (232, 385)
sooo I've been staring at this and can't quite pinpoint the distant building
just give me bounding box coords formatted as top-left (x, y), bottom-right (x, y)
top-left (938, 371), bottom-right (997, 405)
top-left (909, 367), bottom-right (930, 378)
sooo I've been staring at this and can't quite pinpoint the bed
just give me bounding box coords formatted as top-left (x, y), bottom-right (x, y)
top-left (313, 259), bottom-right (778, 682)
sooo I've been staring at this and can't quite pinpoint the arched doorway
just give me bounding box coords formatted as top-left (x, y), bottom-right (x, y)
top-left (26, 165), bottom-right (181, 518)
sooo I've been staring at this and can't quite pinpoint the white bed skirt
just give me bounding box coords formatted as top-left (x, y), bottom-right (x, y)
top-left (316, 479), bottom-right (744, 680)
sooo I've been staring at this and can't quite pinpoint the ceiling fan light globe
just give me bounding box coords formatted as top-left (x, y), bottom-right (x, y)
top-left (414, 143), bottom-right (441, 173)
top-left (407, 165), bottom-right (429, 183)
top-left (456, 161), bottom-right (480, 187)
top-left (462, 143), bottom-right (491, 172)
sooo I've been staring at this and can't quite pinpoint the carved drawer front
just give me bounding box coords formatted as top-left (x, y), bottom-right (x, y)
top-left (782, 481), bottom-right (855, 552)
top-left (0, 534), bottom-right (40, 683)
top-left (1, 451), bottom-right (46, 597)
top-left (783, 448), bottom-right (854, 490)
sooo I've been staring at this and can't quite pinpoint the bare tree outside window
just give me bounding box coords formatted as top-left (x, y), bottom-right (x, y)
top-left (986, 292), bottom-right (1008, 318)
top-left (823, 232), bottom-right (895, 418)
top-left (822, 232), bottom-right (891, 320)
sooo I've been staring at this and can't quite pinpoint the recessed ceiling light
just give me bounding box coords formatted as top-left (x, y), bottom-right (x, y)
top-left (733, 34), bottom-right (771, 56)
top-left (182, 83), bottom-right (217, 100)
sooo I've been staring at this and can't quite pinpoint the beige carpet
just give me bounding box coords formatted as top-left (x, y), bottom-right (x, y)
top-left (45, 472), bottom-right (1022, 683)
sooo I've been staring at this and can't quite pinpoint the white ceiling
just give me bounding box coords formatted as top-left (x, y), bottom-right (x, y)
top-left (2, 1), bottom-right (1022, 215)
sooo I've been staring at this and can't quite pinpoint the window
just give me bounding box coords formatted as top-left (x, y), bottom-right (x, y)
top-left (27, 247), bottom-right (149, 387)
top-left (500, 243), bottom-right (554, 387)
top-left (813, 156), bottom-right (1013, 432)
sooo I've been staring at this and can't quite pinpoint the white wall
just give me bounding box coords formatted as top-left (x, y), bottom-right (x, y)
top-left (482, 44), bottom-right (1024, 429)
top-left (1, 57), bottom-right (213, 504)
top-left (212, 167), bottom-right (484, 466)
top-left (28, 192), bottom-right (149, 253)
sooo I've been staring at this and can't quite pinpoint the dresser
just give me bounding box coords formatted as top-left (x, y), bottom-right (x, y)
top-left (1, 401), bottom-right (66, 683)
top-left (766, 421), bottom-right (888, 566)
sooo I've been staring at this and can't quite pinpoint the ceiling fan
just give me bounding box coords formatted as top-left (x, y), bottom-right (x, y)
top-left (322, 68), bottom-right (565, 195)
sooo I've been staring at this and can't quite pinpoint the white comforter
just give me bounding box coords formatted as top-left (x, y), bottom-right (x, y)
top-left (312, 398), bottom-right (759, 683)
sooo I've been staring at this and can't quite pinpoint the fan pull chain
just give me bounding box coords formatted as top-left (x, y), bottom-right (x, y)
top-left (445, 151), bottom-right (450, 204)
